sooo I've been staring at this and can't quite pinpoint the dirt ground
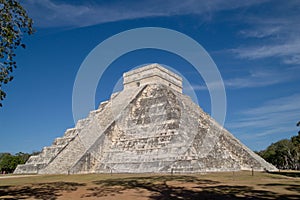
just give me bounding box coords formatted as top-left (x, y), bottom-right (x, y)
top-left (0, 171), bottom-right (299, 200)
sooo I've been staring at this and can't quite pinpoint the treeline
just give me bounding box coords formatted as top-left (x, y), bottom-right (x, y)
top-left (257, 122), bottom-right (300, 170)
top-left (0, 152), bottom-right (38, 174)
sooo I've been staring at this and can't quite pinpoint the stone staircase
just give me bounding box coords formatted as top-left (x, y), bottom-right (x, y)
top-left (14, 128), bottom-right (77, 174)
top-left (38, 86), bottom-right (145, 174)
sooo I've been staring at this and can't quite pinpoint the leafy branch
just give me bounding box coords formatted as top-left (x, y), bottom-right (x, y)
top-left (0, 0), bottom-right (34, 107)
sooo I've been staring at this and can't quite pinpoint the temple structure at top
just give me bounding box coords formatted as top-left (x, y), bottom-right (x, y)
top-left (123, 64), bottom-right (182, 93)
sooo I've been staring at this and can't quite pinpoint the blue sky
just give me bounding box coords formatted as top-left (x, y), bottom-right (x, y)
top-left (0, 0), bottom-right (299, 153)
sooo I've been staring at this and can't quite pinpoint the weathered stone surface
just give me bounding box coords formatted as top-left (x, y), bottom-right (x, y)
top-left (14, 64), bottom-right (277, 174)
top-left (123, 64), bottom-right (182, 93)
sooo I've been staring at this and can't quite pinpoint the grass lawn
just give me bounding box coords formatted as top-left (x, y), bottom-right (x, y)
top-left (0, 171), bottom-right (299, 199)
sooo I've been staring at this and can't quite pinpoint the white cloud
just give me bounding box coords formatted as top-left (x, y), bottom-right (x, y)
top-left (228, 94), bottom-right (300, 137)
top-left (239, 26), bottom-right (282, 39)
top-left (188, 68), bottom-right (298, 90)
top-left (232, 40), bottom-right (300, 64)
top-left (232, 1), bottom-right (300, 65)
top-left (185, 81), bottom-right (224, 91)
top-left (184, 84), bottom-right (207, 91)
top-left (22, 0), bottom-right (268, 28)
top-left (224, 68), bottom-right (298, 88)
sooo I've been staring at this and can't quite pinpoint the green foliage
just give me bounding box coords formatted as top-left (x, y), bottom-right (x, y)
top-left (0, 152), bottom-right (30, 173)
top-left (258, 122), bottom-right (300, 170)
top-left (0, 0), bottom-right (34, 107)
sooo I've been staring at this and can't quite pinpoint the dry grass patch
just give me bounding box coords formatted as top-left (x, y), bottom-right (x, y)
top-left (0, 171), bottom-right (299, 199)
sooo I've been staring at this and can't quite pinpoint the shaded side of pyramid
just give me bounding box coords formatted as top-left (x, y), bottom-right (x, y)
top-left (14, 64), bottom-right (277, 174)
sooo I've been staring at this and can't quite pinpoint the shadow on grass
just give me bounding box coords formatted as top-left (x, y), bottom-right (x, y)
top-left (83, 175), bottom-right (300, 200)
top-left (259, 183), bottom-right (300, 193)
top-left (0, 182), bottom-right (86, 200)
top-left (268, 171), bottom-right (300, 178)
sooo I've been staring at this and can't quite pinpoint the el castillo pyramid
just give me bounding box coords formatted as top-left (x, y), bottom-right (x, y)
top-left (14, 64), bottom-right (277, 174)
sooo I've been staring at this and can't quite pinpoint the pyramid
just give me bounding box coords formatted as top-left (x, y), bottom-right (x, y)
top-left (14, 64), bottom-right (277, 174)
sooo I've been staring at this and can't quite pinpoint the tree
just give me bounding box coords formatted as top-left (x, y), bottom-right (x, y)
top-left (15, 151), bottom-right (30, 163)
top-left (0, 0), bottom-right (34, 107)
top-left (257, 122), bottom-right (300, 170)
top-left (291, 121), bottom-right (300, 169)
top-left (0, 152), bottom-right (30, 173)
top-left (0, 153), bottom-right (15, 173)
